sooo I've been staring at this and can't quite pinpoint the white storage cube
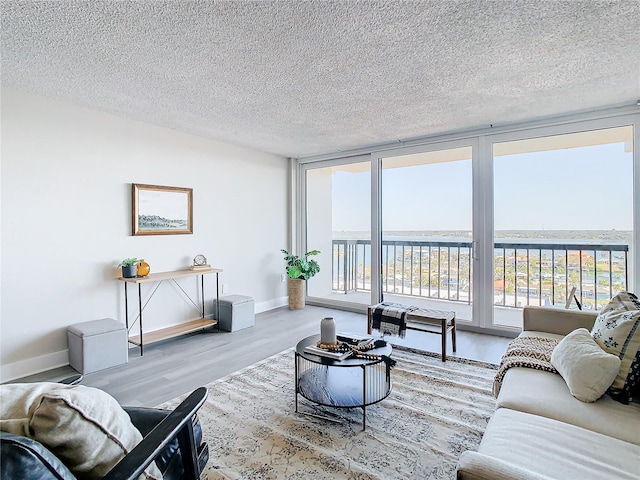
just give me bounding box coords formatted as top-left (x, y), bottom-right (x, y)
top-left (214, 295), bottom-right (255, 332)
top-left (67, 318), bottom-right (128, 374)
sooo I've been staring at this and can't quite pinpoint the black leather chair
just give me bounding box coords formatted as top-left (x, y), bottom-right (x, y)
top-left (0, 387), bottom-right (209, 480)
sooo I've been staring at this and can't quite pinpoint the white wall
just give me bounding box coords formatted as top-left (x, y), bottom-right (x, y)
top-left (1, 89), bottom-right (289, 381)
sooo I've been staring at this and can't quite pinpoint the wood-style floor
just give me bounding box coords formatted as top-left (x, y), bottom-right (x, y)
top-left (13, 306), bottom-right (512, 407)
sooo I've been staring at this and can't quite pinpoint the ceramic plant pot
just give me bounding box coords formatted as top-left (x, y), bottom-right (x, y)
top-left (121, 265), bottom-right (137, 278)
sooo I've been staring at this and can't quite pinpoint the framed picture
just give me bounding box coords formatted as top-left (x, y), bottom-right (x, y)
top-left (132, 183), bottom-right (193, 236)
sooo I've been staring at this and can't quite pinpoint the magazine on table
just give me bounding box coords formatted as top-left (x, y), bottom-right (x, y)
top-left (303, 345), bottom-right (352, 360)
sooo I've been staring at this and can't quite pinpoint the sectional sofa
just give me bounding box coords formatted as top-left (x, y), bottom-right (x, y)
top-left (456, 305), bottom-right (640, 480)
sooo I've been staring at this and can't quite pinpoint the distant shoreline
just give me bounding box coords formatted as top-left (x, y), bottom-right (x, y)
top-left (333, 230), bottom-right (632, 244)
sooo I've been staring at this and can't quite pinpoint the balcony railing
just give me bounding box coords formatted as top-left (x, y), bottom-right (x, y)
top-left (332, 239), bottom-right (628, 310)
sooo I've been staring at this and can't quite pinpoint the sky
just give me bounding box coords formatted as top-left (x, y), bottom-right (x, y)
top-left (138, 189), bottom-right (189, 220)
top-left (329, 141), bottom-right (633, 232)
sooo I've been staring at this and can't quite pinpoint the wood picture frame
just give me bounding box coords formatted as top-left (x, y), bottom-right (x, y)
top-left (132, 183), bottom-right (193, 236)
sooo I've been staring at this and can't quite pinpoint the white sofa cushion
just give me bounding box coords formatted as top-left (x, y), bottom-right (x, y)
top-left (457, 451), bottom-right (554, 480)
top-left (477, 408), bottom-right (640, 480)
top-left (496, 367), bottom-right (640, 445)
top-left (551, 328), bottom-right (621, 402)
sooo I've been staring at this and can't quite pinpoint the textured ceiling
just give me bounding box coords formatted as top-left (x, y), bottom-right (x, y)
top-left (2, 1), bottom-right (639, 158)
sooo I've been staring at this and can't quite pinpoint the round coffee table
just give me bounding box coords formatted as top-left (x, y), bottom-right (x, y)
top-left (294, 334), bottom-right (393, 430)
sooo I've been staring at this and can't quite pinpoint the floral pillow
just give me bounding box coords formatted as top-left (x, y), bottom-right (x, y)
top-left (591, 291), bottom-right (640, 403)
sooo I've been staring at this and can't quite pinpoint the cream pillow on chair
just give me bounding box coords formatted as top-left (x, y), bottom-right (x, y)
top-left (0, 382), bottom-right (161, 480)
top-left (551, 328), bottom-right (621, 403)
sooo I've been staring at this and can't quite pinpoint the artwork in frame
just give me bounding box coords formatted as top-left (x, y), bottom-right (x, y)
top-left (132, 183), bottom-right (193, 236)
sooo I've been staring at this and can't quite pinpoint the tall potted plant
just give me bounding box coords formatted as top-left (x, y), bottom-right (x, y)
top-left (281, 249), bottom-right (320, 310)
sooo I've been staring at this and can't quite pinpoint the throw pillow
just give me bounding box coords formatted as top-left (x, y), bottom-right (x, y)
top-left (591, 291), bottom-right (640, 403)
top-left (0, 383), bottom-right (161, 480)
top-left (551, 328), bottom-right (621, 402)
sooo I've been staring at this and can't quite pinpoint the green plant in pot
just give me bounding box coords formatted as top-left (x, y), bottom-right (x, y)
top-left (118, 258), bottom-right (139, 278)
top-left (281, 249), bottom-right (320, 310)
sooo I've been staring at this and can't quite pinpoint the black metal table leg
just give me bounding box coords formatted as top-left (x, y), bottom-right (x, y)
top-left (124, 282), bottom-right (129, 329)
top-left (216, 272), bottom-right (220, 332)
top-left (294, 352), bottom-right (299, 413)
top-left (362, 365), bottom-right (367, 431)
top-left (138, 283), bottom-right (143, 356)
top-left (201, 274), bottom-right (205, 318)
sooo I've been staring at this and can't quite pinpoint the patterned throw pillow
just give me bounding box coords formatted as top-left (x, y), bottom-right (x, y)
top-left (591, 291), bottom-right (640, 404)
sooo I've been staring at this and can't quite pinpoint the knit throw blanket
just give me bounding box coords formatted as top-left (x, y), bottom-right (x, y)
top-left (492, 335), bottom-right (559, 397)
top-left (371, 302), bottom-right (418, 338)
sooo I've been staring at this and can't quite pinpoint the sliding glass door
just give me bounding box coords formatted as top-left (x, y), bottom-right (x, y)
top-left (379, 145), bottom-right (474, 323)
top-left (303, 143), bottom-right (477, 321)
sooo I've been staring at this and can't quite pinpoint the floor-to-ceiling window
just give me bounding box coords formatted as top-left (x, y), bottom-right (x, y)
top-left (305, 159), bottom-right (371, 307)
top-left (491, 126), bottom-right (634, 329)
top-left (300, 112), bottom-right (638, 334)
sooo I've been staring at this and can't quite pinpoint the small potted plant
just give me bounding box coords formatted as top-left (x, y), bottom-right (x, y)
top-left (118, 258), bottom-right (139, 278)
top-left (281, 249), bottom-right (320, 309)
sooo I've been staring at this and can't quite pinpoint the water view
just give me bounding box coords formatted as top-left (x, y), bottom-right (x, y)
top-left (332, 230), bottom-right (630, 311)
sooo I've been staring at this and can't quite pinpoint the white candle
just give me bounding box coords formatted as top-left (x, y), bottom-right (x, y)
top-left (320, 317), bottom-right (336, 345)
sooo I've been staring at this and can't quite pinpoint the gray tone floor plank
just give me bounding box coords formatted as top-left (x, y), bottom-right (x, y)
top-left (10, 306), bottom-right (512, 406)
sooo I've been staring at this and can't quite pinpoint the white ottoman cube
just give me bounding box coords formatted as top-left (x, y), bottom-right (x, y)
top-left (214, 295), bottom-right (255, 332)
top-left (67, 318), bottom-right (128, 374)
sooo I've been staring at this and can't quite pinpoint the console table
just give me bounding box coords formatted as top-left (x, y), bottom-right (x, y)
top-left (118, 267), bottom-right (222, 355)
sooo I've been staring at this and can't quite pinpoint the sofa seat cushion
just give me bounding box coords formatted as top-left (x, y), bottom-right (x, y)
top-left (457, 451), bottom-right (554, 480)
top-left (496, 367), bottom-right (640, 445)
top-left (478, 408), bottom-right (640, 480)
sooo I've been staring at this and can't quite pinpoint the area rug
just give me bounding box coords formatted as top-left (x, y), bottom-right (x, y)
top-left (158, 348), bottom-right (498, 480)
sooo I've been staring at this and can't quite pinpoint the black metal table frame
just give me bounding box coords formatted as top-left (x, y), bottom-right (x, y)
top-left (124, 271), bottom-right (220, 355)
top-left (294, 334), bottom-right (393, 431)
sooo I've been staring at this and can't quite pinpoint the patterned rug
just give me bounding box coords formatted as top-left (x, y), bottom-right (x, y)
top-left (158, 348), bottom-right (497, 480)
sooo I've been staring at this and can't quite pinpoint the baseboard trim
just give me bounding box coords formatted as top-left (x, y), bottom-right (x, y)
top-left (1, 349), bottom-right (69, 383)
top-left (255, 297), bottom-right (288, 314)
top-left (1, 298), bottom-right (290, 382)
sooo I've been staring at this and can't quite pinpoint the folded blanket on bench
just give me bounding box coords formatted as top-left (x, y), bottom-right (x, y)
top-left (371, 302), bottom-right (418, 338)
top-left (492, 335), bottom-right (559, 397)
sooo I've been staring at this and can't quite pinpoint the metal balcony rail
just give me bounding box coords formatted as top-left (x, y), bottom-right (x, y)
top-left (332, 239), bottom-right (628, 310)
